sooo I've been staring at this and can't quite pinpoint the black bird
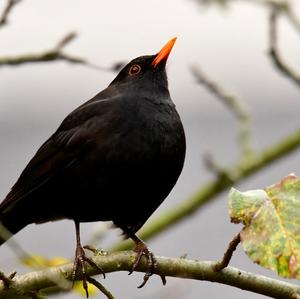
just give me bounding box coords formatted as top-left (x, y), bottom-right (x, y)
top-left (0, 38), bottom-right (186, 294)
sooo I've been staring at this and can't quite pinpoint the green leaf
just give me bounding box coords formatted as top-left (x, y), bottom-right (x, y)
top-left (229, 174), bottom-right (300, 279)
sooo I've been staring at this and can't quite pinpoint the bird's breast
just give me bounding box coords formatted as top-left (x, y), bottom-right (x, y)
top-left (114, 100), bottom-right (184, 160)
top-left (61, 98), bottom-right (186, 223)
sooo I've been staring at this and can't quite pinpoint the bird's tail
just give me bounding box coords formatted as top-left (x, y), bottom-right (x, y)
top-left (0, 209), bottom-right (27, 246)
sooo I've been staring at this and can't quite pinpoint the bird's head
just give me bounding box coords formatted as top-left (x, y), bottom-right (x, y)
top-left (109, 38), bottom-right (177, 96)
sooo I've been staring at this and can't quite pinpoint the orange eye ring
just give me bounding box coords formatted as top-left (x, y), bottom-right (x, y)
top-left (129, 64), bottom-right (141, 75)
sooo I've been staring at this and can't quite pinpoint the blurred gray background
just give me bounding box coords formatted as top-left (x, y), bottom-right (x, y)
top-left (1, 0), bottom-right (300, 298)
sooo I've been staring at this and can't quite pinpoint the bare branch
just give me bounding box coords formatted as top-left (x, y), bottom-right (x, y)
top-left (191, 66), bottom-right (253, 160)
top-left (0, 271), bottom-right (13, 289)
top-left (268, 4), bottom-right (300, 87)
top-left (193, 0), bottom-right (288, 9)
top-left (0, 0), bottom-right (21, 29)
top-left (53, 32), bottom-right (77, 52)
top-left (1, 251), bottom-right (300, 299)
top-left (0, 32), bottom-right (119, 71)
top-left (203, 152), bottom-right (229, 177)
top-left (214, 233), bottom-right (241, 271)
top-left (87, 277), bottom-right (115, 299)
top-left (284, 2), bottom-right (300, 34)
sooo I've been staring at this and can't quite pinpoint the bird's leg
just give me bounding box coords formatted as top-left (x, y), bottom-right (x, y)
top-left (72, 221), bottom-right (105, 298)
top-left (127, 233), bottom-right (166, 288)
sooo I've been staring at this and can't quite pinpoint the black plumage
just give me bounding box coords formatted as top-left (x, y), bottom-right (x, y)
top-left (0, 38), bottom-right (186, 294)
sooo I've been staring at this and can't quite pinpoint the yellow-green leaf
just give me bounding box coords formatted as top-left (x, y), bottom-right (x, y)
top-left (21, 254), bottom-right (68, 269)
top-left (73, 281), bottom-right (98, 297)
top-left (229, 174), bottom-right (300, 279)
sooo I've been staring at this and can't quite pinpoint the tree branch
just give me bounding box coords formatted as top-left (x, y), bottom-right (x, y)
top-left (1, 251), bottom-right (300, 299)
top-left (191, 66), bottom-right (253, 160)
top-left (194, 0), bottom-right (288, 9)
top-left (111, 129), bottom-right (300, 252)
top-left (0, 32), bottom-right (116, 71)
top-left (0, 0), bottom-right (21, 29)
top-left (268, 3), bottom-right (300, 87)
top-left (284, 2), bottom-right (300, 34)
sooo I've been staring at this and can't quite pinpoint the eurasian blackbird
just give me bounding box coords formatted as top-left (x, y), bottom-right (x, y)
top-left (0, 38), bottom-right (186, 294)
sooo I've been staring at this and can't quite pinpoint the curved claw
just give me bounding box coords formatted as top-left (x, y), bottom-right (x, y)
top-left (130, 239), bottom-right (166, 288)
top-left (72, 244), bottom-right (106, 298)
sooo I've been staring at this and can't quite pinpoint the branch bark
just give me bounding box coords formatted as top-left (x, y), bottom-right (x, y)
top-left (1, 251), bottom-right (300, 299)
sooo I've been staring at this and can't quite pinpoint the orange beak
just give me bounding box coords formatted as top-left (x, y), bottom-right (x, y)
top-left (151, 37), bottom-right (177, 67)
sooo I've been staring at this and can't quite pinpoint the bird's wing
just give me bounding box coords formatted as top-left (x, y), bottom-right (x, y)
top-left (0, 93), bottom-right (121, 213)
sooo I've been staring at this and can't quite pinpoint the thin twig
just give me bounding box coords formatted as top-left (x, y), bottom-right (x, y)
top-left (194, 0), bottom-right (288, 9)
top-left (268, 4), bottom-right (300, 87)
top-left (191, 66), bottom-right (253, 160)
top-left (284, 2), bottom-right (300, 34)
top-left (0, 32), bottom-right (117, 71)
top-left (0, 271), bottom-right (13, 289)
top-left (54, 32), bottom-right (77, 52)
top-left (214, 233), bottom-right (241, 271)
top-left (203, 152), bottom-right (234, 181)
top-left (86, 277), bottom-right (115, 299)
top-left (0, 0), bottom-right (21, 28)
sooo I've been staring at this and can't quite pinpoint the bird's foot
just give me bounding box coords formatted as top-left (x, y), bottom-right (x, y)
top-left (129, 240), bottom-right (166, 288)
top-left (72, 244), bottom-right (105, 298)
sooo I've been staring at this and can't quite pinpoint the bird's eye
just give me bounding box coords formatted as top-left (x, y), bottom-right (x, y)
top-left (129, 64), bottom-right (141, 75)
